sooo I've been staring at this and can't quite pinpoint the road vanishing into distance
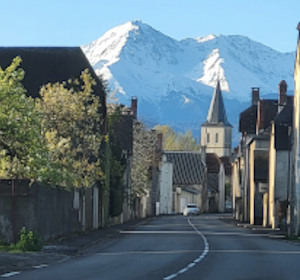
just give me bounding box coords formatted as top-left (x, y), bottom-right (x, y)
top-left (9, 214), bottom-right (300, 280)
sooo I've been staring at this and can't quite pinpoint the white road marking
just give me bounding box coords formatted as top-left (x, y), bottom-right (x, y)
top-left (120, 230), bottom-right (198, 234)
top-left (164, 275), bottom-right (177, 280)
top-left (33, 264), bottom-right (49, 269)
top-left (163, 218), bottom-right (210, 280)
top-left (1, 272), bottom-right (20, 278)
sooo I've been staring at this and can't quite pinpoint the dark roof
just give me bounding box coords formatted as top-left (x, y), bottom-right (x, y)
top-left (202, 81), bottom-right (232, 127)
top-left (239, 105), bottom-right (257, 134)
top-left (239, 99), bottom-right (278, 134)
top-left (0, 47), bottom-right (106, 114)
top-left (258, 99), bottom-right (278, 130)
top-left (274, 96), bottom-right (293, 125)
top-left (274, 96), bottom-right (293, 150)
top-left (165, 151), bottom-right (205, 185)
top-left (206, 153), bottom-right (220, 174)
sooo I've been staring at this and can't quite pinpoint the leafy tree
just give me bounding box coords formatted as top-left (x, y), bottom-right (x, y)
top-left (154, 125), bottom-right (200, 151)
top-left (131, 121), bottom-right (158, 198)
top-left (0, 57), bottom-right (47, 180)
top-left (36, 69), bottom-right (103, 188)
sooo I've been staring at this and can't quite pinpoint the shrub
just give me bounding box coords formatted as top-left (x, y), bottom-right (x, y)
top-left (15, 227), bottom-right (44, 252)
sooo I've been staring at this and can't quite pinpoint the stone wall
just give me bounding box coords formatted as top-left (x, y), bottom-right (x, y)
top-left (0, 180), bottom-right (81, 243)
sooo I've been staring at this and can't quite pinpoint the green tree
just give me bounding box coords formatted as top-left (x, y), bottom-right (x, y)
top-left (131, 121), bottom-right (157, 198)
top-left (0, 56), bottom-right (47, 180)
top-left (36, 69), bottom-right (103, 188)
top-left (154, 125), bottom-right (200, 151)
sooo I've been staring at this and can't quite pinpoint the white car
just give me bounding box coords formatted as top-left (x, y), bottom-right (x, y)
top-left (183, 203), bottom-right (200, 216)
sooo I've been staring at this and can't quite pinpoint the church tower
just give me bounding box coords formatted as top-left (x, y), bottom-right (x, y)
top-left (201, 81), bottom-right (232, 157)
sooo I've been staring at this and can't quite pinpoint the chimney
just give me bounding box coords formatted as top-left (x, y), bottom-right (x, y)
top-left (278, 80), bottom-right (287, 106)
top-left (200, 146), bottom-right (206, 164)
top-left (157, 133), bottom-right (163, 151)
top-left (251, 87), bottom-right (260, 105)
top-left (131, 97), bottom-right (137, 119)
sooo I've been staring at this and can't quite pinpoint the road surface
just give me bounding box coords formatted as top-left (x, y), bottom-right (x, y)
top-left (6, 214), bottom-right (300, 280)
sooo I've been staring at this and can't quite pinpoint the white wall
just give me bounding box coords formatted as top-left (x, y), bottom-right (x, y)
top-left (218, 163), bottom-right (225, 212)
top-left (159, 156), bottom-right (173, 214)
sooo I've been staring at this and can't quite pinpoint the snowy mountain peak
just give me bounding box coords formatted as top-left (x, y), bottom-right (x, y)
top-left (81, 21), bottom-right (295, 144)
top-left (196, 34), bottom-right (217, 43)
top-left (197, 48), bottom-right (230, 92)
top-left (82, 21), bottom-right (138, 66)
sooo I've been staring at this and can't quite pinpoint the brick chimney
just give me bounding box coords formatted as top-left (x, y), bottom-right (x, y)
top-left (131, 97), bottom-right (137, 119)
top-left (252, 87), bottom-right (260, 105)
top-left (278, 80), bottom-right (287, 106)
top-left (200, 146), bottom-right (206, 164)
top-left (157, 133), bottom-right (163, 151)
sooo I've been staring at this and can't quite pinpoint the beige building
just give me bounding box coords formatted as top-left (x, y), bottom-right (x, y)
top-left (201, 81), bottom-right (232, 158)
top-left (291, 23), bottom-right (300, 235)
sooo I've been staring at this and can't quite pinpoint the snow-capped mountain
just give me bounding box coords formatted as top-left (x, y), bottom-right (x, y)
top-left (82, 20), bottom-right (295, 145)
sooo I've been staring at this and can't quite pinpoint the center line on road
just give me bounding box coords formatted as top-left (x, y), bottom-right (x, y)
top-left (1, 272), bottom-right (20, 278)
top-left (163, 218), bottom-right (210, 280)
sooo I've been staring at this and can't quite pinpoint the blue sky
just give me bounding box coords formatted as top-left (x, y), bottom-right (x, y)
top-left (1, 0), bottom-right (299, 52)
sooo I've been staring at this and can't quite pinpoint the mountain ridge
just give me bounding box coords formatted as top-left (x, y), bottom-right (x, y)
top-left (81, 20), bottom-right (295, 145)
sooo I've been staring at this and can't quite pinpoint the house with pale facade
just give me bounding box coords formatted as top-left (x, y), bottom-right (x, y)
top-left (159, 151), bottom-right (207, 214)
top-left (291, 23), bottom-right (300, 236)
top-left (268, 82), bottom-right (293, 230)
top-left (233, 82), bottom-right (293, 229)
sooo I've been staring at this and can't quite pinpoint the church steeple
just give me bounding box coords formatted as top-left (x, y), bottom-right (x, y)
top-left (204, 80), bottom-right (231, 126)
top-left (200, 81), bottom-right (232, 157)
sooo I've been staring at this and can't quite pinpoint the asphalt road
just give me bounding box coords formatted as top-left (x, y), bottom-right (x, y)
top-left (7, 214), bottom-right (300, 280)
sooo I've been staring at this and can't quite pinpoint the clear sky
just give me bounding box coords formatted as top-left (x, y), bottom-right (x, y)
top-left (0, 0), bottom-right (299, 53)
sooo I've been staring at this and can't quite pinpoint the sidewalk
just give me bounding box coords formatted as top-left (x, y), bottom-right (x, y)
top-left (220, 214), bottom-right (286, 237)
top-left (0, 219), bottom-right (145, 276)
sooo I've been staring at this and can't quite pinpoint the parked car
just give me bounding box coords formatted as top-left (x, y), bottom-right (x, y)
top-left (183, 203), bottom-right (199, 216)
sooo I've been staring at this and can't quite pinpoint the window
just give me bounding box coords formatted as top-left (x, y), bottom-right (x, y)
top-left (216, 133), bottom-right (219, 143)
top-left (207, 133), bottom-right (210, 143)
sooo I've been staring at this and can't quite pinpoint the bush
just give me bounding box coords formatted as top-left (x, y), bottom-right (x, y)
top-left (15, 227), bottom-right (44, 252)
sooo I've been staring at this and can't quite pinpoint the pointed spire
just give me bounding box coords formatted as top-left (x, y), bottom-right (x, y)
top-left (205, 80), bottom-right (231, 126)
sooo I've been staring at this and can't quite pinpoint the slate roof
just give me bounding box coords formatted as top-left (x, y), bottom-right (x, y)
top-left (274, 96), bottom-right (293, 125)
top-left (257, 99), bottom-right (278, 130)
top-left (0, 47), bottom-right (106, 116)
top-left (165, 151), bottom-right (205, 185)
top-left (274, 96), bottom-right (293, 150)
top-left (202, 81), bottom-right (232, 127)
top-left (239, 99), bottom-right (278, 134)
top-left (239, 105), bottom-right (257, 134)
